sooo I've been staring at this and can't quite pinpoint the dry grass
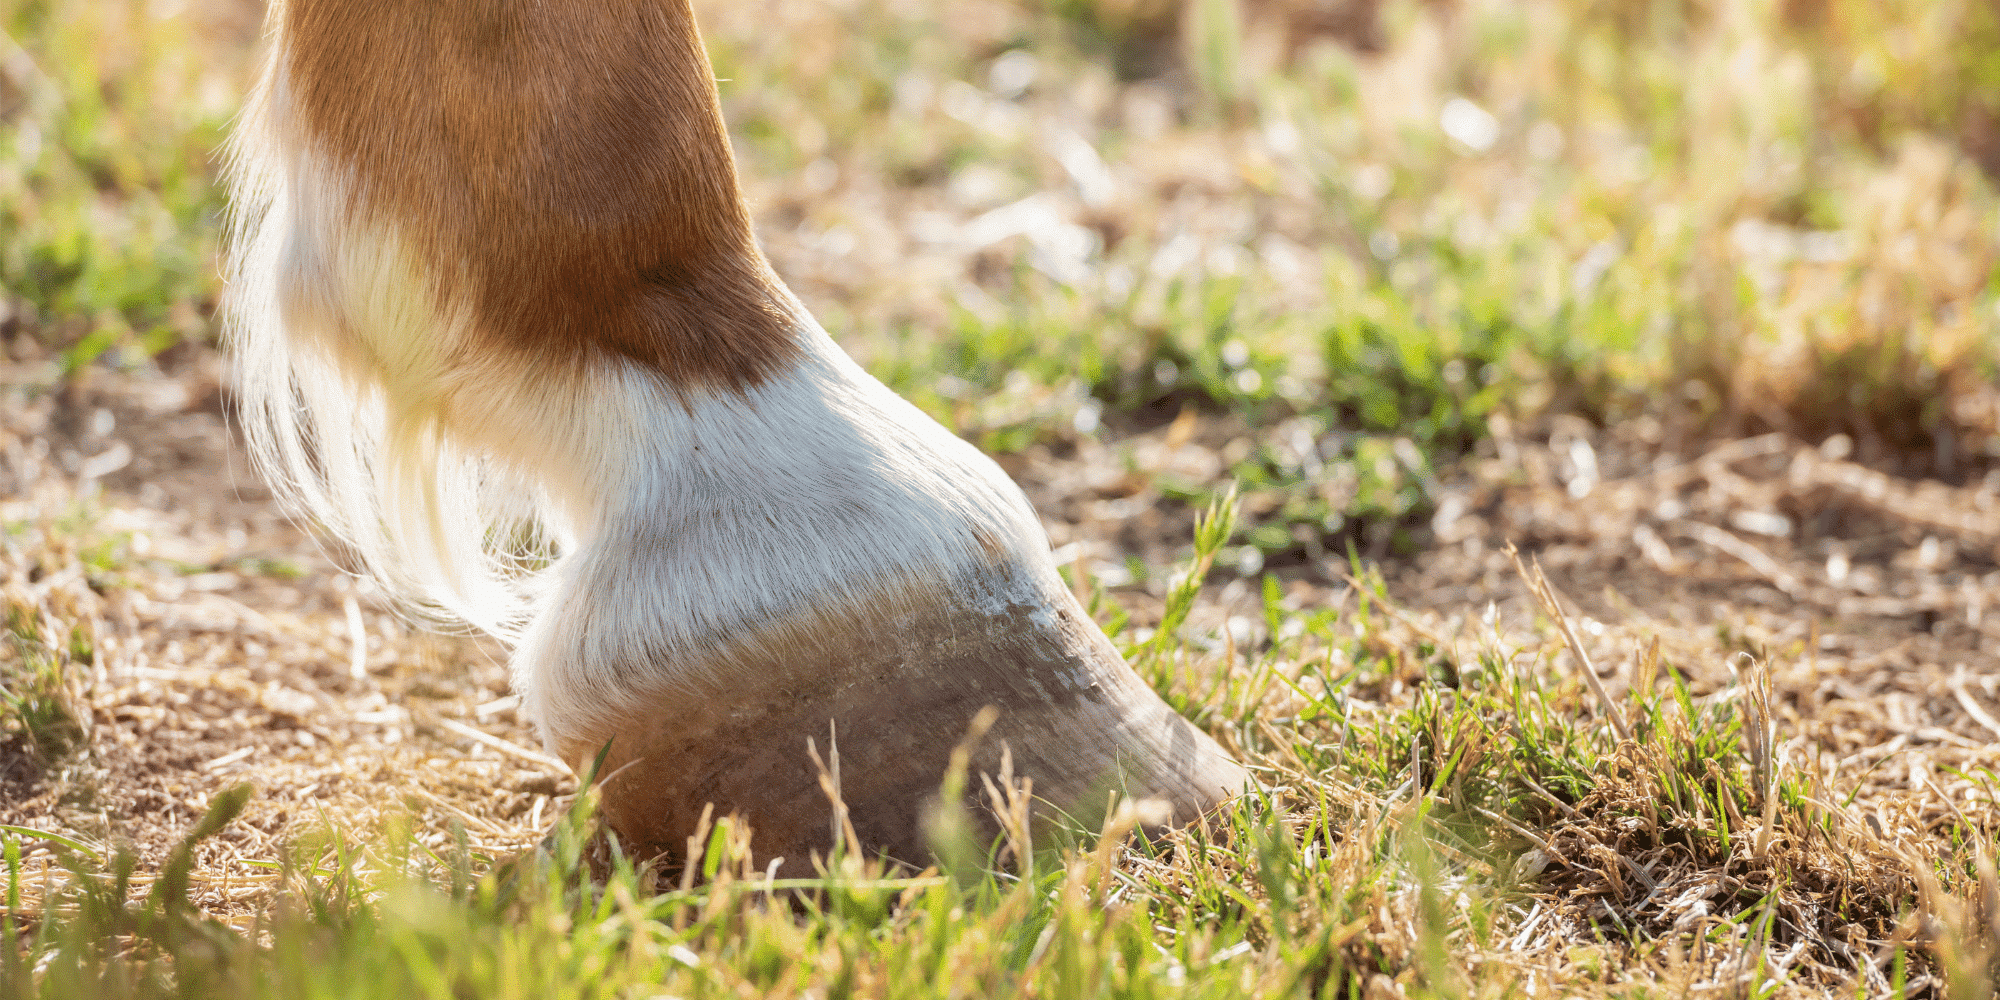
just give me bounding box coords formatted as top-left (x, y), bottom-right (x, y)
top-left (9, 342), bottom-right (2000, 995)
top-left (5, 0), bottom-right (2000, 996)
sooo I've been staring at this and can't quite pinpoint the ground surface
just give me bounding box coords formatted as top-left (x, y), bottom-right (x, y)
top-left (8, 340), bottom-right (2000, 994)
top-left (7, 0), bottom-right (2000, 995)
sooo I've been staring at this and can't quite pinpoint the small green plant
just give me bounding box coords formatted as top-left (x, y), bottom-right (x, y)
top-left (2, 0), bottom-right (234, 363)
top-left (0, 617), bottom-right (87, 773)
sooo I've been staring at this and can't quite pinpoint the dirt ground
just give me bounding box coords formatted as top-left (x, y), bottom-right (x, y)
top-left (4, 341), bottom-right (2000, 930)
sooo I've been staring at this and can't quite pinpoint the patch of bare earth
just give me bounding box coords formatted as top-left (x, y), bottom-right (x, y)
top-left (1366, 421), bottom-right (2000, 992)
top-left (1401, 414), bottom-right (2000, 781)
top-left (1, 346), bottom-right (570, 925)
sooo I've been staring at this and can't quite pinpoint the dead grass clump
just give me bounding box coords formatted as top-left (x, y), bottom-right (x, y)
top-left (1728, 137), bottom-right (2000, 472)
top-left (1514, 721), bottom-right (1918, 992)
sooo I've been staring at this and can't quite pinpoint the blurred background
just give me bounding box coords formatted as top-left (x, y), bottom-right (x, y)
top-left (2, 0), bottom-right (1997, 575)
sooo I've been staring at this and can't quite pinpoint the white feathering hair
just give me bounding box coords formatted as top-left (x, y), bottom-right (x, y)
top-left (223, 57), bottom-right (552, 642)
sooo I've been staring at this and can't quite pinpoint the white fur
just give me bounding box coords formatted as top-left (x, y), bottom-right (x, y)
top-left (225, 51), bottom-right (1055, 751)
top-left (228, 58), bottom-right (556, 639)
top-left (514, 338), bottom-right (1053, 745)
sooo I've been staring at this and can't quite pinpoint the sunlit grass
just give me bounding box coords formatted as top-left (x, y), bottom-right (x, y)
top-left (0, 0), bottom-right (247, 370)
top-left (7, 0), bottom-right (2000, 994)
top-left (0, 496), bottom-right (1965, 997)
top-left (7, 0), bottom-right (1997, 539)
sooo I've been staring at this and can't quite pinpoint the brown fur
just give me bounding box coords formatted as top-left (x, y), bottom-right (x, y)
top-left (279, 0), bottom-right (800, 390)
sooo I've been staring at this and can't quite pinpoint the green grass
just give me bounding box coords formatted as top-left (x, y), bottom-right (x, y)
top-left (7, 0), bottom-right (2000, 994)
top-left (7, 0), bottom-right (1998, 540)
top-left (0, 508), bottom-right (1965, 997)
top-left (696, 0), bottom-right (2000, 560)
top-left (0, 0), bottom-right (237, 371)
top-left (0, 511), bottom-right (102, 778)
